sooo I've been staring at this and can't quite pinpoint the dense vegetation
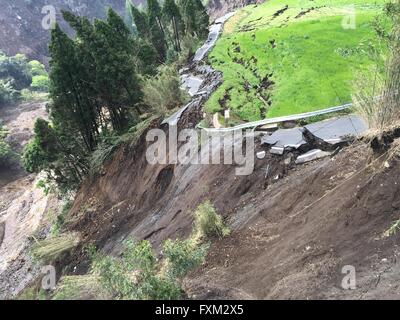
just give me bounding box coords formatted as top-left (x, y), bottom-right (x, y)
top-left (0, 51), bottom-right (49, 106)
top-left (205, 0), bottom-right (387, 121)
top-left (23, 0), bottom-right (209, 193)
top-left (0, 123), bottom-right (14, 167)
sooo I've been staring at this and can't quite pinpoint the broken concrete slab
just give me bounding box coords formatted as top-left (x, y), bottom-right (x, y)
top-left (193, 12), bottom-right (236, 62)
top-left (261, 128), bottom-right (307, 150)
top-left (270, 146), bottom-right (285, 155)
top-left (181, 75), bottom-right (204, 96)
top-left (305, 115), bottom-right (367, 145)
top-left (295, 149), bottom-right (332, 164)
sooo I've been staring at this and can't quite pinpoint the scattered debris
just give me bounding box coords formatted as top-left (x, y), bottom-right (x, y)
top-left (270, 146), bottom-right (285, 155)
top-left (295, 149), bottom-right (332, 165)
top-left (257, 151), bottom-right (266, 159)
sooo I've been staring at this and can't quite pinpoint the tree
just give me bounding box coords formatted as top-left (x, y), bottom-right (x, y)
top-left (124, 0), bottom-right (135, 32)
top-left (23, 118), bottom-right (88, 192)
top-left (0, 52), bottom-right (32, 91)
top-left (131, 1), bottom-right (167, 63)
top-left (163, 0), bottom-right (184, 52)
top-left (130, 5), bottom-right (150, 39)
top-left (0, 123), bottom-right (14, 167)
top-left (49, 24), bottom-right (98, 152)
top-left (178, 0), bottom-right (209, 40)
top-left (25, 9), bottom-right (149, 192)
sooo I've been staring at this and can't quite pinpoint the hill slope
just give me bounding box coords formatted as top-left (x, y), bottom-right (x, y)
top-left (205, 0), bottom-right (387, 121)
top-left (0, 0), bottom-right (144, 64)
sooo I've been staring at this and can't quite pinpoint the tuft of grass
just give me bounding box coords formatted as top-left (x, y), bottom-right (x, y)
top-left (52, 275), bottom-right (109, 300)
top-left (384, 219), bottom-right (400, 238)
top-left (193, 201), bottom-right (230, 239)
top-left (31, 232), bottom-right (81, 263)
top-left (353, 0), bottom-right (400, 132)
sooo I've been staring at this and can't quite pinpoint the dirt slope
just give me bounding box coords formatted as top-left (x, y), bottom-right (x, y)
top-left (185, 143), bottom-right (400, 300)
top-left (207, 0), bottom-right (265, 21)
top-left (60, 108), bottom-right (400, 299)
top-left (0, 101), bottom-right (59, 299)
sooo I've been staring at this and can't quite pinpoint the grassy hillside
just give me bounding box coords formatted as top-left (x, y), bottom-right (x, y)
top-left (205, 0), bottom-right (387, 121)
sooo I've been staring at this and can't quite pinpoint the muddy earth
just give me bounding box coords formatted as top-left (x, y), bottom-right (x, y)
top-left (0, 101), bottom-right (58, 299)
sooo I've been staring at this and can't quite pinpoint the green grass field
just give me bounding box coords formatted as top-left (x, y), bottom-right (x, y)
top-left (205, 0), bottom-right (387, 121)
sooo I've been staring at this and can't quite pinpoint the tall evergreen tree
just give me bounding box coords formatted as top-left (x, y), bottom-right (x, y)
top-left (124, 0), bottom-right (135, 32)
top-left (146, 0), bottom-right (167, 62)
top-left (163, 0), bottom-right (183, 52)
top-left (178, 0), bottom-right (209, 40)
top-left (130, 5), bottom-right (150, 39)
top-left (49, 24), bottom-right (98, 152)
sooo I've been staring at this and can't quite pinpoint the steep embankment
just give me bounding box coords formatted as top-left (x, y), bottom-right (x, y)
top-left (54, 3), bottom-right (400, 300)
top-left (62, 113), bottom-right (400, 300)
top-left (0, 101), bottom-right (59, 299)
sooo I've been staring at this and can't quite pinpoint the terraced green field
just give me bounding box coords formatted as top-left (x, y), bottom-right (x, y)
top-left (205, 0), bottom-right (387, 122)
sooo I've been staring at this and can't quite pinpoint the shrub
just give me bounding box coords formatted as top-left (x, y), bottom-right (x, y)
top-left (0, 124), bottom-right (16, 166)
top-left (31, 232), bottom-right (81, 262)
top-left (92, 240), bottom-right (182, 300)
top-left (30, 75), bottom-right (50, 92)
top-left (52, 275), bottom-right (109, 300)
top-left (0, 79), bottom-right (20, 105)
top-left (162, 238), bottom-right (208, 279)
top-left (27, 60), bottom-right (47, 77)
top-left (142, 65), bottom-right (189, 116)
top-left (193, 201), bottom-right (230, 239)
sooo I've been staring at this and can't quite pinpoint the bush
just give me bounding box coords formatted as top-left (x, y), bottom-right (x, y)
top-left (27, 60), bottom-right (47, 77)
top-left (52, 202), bottom-right (229, 300)
top-left (30, 75), bottom-right (50, 92)
top-left (92, 240), bottom-right (182, 300)
top-left (52, 275), bottom-right (109, 300)
top-left (142, 65), bottom-right (189, 116)
top-left (0, 124), bottom-right (16, 166)
top-left (0, 52), bottom-right (32, 90)
top-left (0, 79), bottom-right (20, 105)
top-left (193, 201), bottom-right (230, 239)
top-left (163, 238), bottom-right (208, 279)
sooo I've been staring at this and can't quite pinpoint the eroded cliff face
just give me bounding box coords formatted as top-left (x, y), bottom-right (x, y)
top-left (0, 0), bottom-right (144, 64)
top-left (0, 101), bottom-right (59, 299)
top-left (207, 0), bottom-right (265, 21)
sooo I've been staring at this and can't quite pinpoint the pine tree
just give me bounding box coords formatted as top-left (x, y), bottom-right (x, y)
top-left (49, 24), bottom-right (98, 152)
top-left (124, 0), bottom-right (135, 32)
top-left (193, 0), bottom-right (209, 40)
top-left (163, 0), bottom-right (183, 52)
top-left (92, 9), bottom-right (143, 130)
top-left (130, 5), bottom-right (150, 39)
top-left (178, 0), bottom-right (209, 40)
top-left (146, 0), bottom-right (167, 62)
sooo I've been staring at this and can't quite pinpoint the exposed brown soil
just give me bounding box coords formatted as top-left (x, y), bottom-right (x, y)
top-left (0, 101), bottom-right (59, 299)
top-left (184, 143), bottom-right (400, 300)
top-left (59, 108), bottom-right (400, 299)
top-left (207, 0), bottom-right (265, 21)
